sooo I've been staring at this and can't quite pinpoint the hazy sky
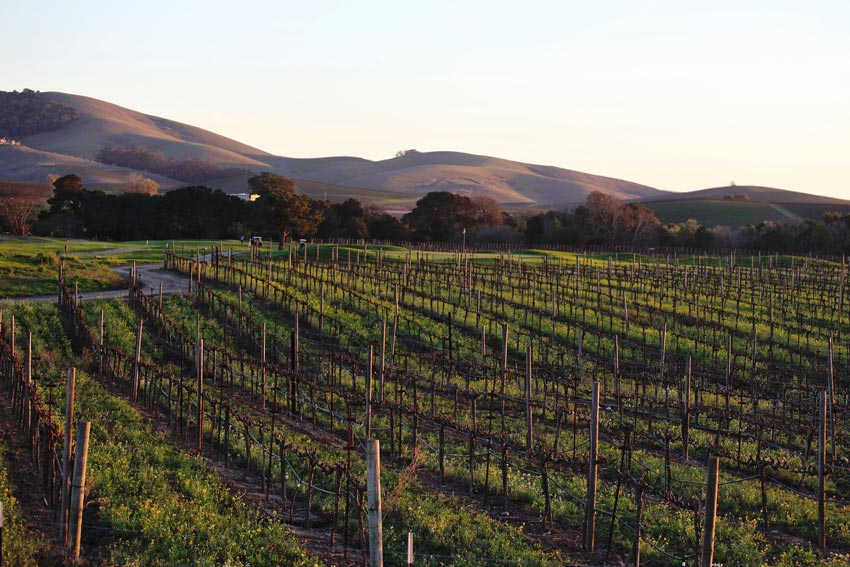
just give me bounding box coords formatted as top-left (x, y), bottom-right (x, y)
top-left (3, 0), bottom-right (848, 197)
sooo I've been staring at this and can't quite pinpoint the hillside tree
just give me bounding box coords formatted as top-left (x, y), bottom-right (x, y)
top-left (249, 173), bottom-right (320, 248)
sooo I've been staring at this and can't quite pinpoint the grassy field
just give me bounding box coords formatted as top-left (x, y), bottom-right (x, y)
top-left (0, 238), bottom-right (249, 298)
top-left (644, 198), bottom-right (792, 227)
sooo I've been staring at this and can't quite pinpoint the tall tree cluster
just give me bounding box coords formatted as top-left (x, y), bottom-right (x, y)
top-left (31, 173), bottom-right (410, 242)
top-left (526, 191), bottom-right (660, 247)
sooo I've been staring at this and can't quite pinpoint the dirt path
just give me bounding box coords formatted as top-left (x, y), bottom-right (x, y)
top-left (767, 203), bottom-right (803, 221)
top-left (2, 264), bottom-right (192, 304)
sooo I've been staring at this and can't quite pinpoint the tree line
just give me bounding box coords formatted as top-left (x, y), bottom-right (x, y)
top-left (525, 194), bottom-right (850, 254)
top-left (5, 171), bottom-right (850, 254)
top-left (24, 172), bottom-right (514, 243)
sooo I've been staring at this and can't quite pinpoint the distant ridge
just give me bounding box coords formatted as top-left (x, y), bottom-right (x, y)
top-left (0, 91), bottom-right (666, 205)
top-left (642, 185), bottom-right (850, 205)
top-left (0, 91), bottom-right (844, 213)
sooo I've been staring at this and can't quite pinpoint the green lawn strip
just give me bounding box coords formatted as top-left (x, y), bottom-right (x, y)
top-left (0, 238), bottom-right (249, 299)
top-left (0, 246), bottom-right (122, 298)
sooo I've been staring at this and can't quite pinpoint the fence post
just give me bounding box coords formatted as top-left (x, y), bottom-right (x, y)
top-left (500, 324), bottom-right (508, 432)
top-left (701, 456), bottom-right (720, 567)
top-left (525, 346), bottom-right (533, 452)
top-left (818, 390), bottom-right (827, 555)
top-left (584, 381), bottom-right (599, 551)
top-left (380, 320), bottom-right (386, 402)
top-left (132, 319), bottom-right (143, 402)
top-left (682, 357), bottom-right (692, 460)
top-left (827, 335), bottom-right (836, 459)
top-left (24, 333), bottom-right (31, 438)
top-left (59, 368), bottom-right (76, 545)
top-left (99, 310), bottom-right (105, 378)
top-left (614, 335), bottom-right (620, 414)
top-left (197, 339), bottom-right (204, 452)
top-left (633, 481), bottom-right (643, 567)
top-left (366, 439), bottom-right (383, 567)
top-left (261, 323), bottom-right (267, 410)
top-left (69, 421), bottom-right (91, 562)
top-left (366, 346), bottom-right (373, 440)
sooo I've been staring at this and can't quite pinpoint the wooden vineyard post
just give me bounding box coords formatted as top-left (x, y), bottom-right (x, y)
top-left (99, 310), bottom-right (105, 379)
top-left (60, 368), bottom-right (76, 545)
top-left (391, 286), bottom-right (399, 366)
top-left (132, 319), bottom-right (143, 402)
top-left (836, 255), bottom-right (847, 339)
top-left (633, 480), bottom-right (644, 567)
top-left (407, 531), bottom-right (413, 567)
top-left (448, 311), bottom-right (453, 363)
top-left (614, 335), bottom-right (620, 414)
top-left (366, 346), bottom-right (373, 440)
top-left (682, 357), bottom-right (692, 460)
top-left (584, 381), bottom-right (599, 551)
top-left (818, 390), bottom-right (827, 555)
top-left (319, 283), bottom-right (325, 332)
top-left (540, 452), bottom-right (552, 531)
top-left (577, 328), bottom-right (584, 385)
top-left (380, 319), bottom-right (386, 402)
top-left (525, 346), bottom-right (533, 451)
top-left (366, 439), bottom-right (384, 567)
top-left (439, 424), bottom-right (445, 484)
top-left (261, 323), bottom-right (267, 410)
top-left (197, 339), bottom-right (204, 452)
top-left (69, 421), bottom-right (91, 562)
top-left (500, 324), bottom-right (508, 433)
top-left (701, 456), bottom-right (720, 567)
top-left (294, 312), bottom-right (300, 373)
top-left (481, 326), bottom-right (486, 389)
top-left (725, 334), bottom-right (732, 416)
top-left (468, 431), bottom-right (475, 498)
top-left (23, 333), bottom-right (31, 438)
top-left (827, 335), bottom-right (836, 459)
top-left (290, 314), bottom-right (300, 413)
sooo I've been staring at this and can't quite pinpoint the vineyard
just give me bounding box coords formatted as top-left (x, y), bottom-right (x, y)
top-left (2, 242), bottom-right (850, 566)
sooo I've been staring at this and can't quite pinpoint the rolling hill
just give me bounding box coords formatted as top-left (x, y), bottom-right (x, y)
top-left (1, 91), bottom-right (666, 207)
top-left (0, 91), bottom-right (846, 219)
top-left (642, 185), bottom-right (849, 205)
top-left (641, 186), bottom-right (850, 227)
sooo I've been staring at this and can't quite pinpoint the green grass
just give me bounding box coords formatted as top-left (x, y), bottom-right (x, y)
top-left (7, 300), bottom-right (321, 566)
top-left (0, 445), bottom-right (42, 566)
top-left (0, 238), bottom-right (247, 298)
